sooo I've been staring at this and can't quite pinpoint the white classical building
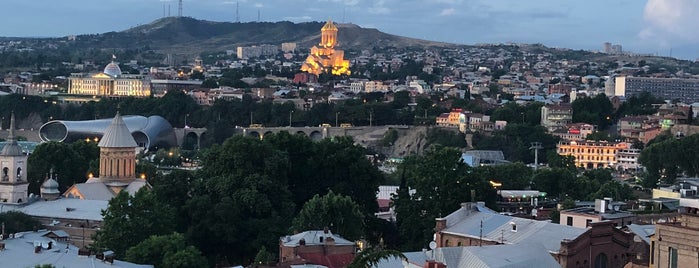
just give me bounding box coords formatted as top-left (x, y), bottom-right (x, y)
top-left (68, 57), bottom-right (151, 97)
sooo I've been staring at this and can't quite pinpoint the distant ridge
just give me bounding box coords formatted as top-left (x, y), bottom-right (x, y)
top-left (70, 17), bottom-right (454, 55)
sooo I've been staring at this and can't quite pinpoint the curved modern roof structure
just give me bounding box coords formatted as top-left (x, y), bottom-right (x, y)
top-left (39, 115), bottom-right (177, 150)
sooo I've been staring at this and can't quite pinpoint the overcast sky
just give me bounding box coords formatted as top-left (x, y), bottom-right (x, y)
top-left (1, 0), bottom-right (698, 60)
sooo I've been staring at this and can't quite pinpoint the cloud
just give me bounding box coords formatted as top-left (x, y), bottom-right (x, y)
top-left (317, 0), bottom-right (360, 6)
top-left (439, 8), bottom-right (456, 16)
top-left (640, 0), bottom-right (699, 44)
top-left (368, 0), bottom-right (391, 14)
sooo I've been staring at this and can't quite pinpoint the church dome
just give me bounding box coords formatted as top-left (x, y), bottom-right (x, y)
top-left (321, 20), bottom-right (337, 31)
top-left (0, 141), bottom-right (24, 156)
top-left (41, 178), bottom-right (60, 193)
top-left (1, 113), bottom-right (24, 156)
top-left (103, 62), bottom-right (122, 77)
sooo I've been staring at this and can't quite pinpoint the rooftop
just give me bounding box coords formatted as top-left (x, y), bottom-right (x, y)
top-left (439, 202), bottom-right (585, 252)
top-left (0, 230), bottom-right (152, 268)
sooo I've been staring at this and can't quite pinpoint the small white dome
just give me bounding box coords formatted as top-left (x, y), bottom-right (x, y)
top-left (41, 178), bottom-right (60, 194)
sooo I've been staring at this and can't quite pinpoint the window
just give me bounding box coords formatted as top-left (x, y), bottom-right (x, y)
top-left (669, 247), bottom-right (678, 268)
top-left (586, 219), bottom-right (592, 227)
top-left (567, 216), bottom-right (573, 226)
top-left (650, 241), bottom-right (655, 265)
top-left (594, 253), bottom-right (608, 268)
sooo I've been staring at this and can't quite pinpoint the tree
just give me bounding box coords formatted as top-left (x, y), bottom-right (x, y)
top-left (93, 190), bottom-right (176, 257)
top-left (589, 181), bottom-right (635, 201)
top-left (186, 136), bottom-right (295, 264)
top-left (27, 141), bottom-right (90, 194)
top-left (0, 211), bottom-right (41, 233)
top-left (254, 246), bottom-right (273, 265)
top-left (393, 146), bottom-right (495, 250)
top-left (291, 191), bottom-right (365, 241)
top-left (347, 248), bottom-right (406, 268)
top-left (125, 233), bottom-right (207, 268)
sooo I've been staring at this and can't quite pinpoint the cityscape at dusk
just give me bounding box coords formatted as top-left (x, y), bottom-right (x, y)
top-left (1, 0), bottom-right (698, 59)
top-left (0, 0), bottom-right (699, 268)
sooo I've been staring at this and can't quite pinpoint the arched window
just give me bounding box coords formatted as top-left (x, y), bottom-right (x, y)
top-left (2, 167), bottom-right (8, 181)
top-left (594, 253), bottom-right (608, 268)
top-left (16, 167), bottom-right (22, 181)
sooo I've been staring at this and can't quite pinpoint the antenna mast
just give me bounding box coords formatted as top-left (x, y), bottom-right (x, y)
top-left (257, 9), bottom-right (260, 22)
top-left (178, 0), bottom-right (183, 17)
top-left (236, 1), bottom-right (240, 23)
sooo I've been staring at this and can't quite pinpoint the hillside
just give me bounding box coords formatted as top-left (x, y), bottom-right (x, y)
top-left (70, 17), bottom-right (453, 55)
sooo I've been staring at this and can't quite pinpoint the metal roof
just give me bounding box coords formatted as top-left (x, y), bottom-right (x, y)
top-left (626, 224), bottom-right (655, 244)
top-left (0, 230), bottom-right (152, 268)
top-left (440, 203), bottom-right (585, 252)
top-left (375, 244), bottom-right (560, 268)
top-left (281, 230), bottom-right (355, 247)
top-left (98, 112), bottom-right (138, 148)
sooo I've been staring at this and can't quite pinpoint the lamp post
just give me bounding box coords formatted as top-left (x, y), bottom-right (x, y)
top-left (289, 110), bottom-right (294, 127)
top-left (184, 114), bottom-right (189, 128)
top-left (335, 112), bottom-right (339, 127)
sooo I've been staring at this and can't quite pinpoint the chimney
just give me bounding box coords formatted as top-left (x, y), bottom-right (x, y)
top-left (435, 218), bottom-right (447, 233)
top-left (323, 227), bottom-right (329, 234)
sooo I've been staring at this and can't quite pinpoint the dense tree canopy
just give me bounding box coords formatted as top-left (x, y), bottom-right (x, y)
top-left (291, 191), bottom-right (365, 241)
top-left (393, 146), bottom-right (496, 250)
top-left (93, 190), bottom-right (176, 257)
top-left (0, 211), bottom-right (41, 233)
top-left (125, 233), bottom-right (207, 268)
top-left (640, 133), bottom-right (699, 188)
top-left (27, 141), bottom-right (97, 194)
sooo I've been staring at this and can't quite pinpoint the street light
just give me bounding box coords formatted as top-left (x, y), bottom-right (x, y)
top-left (335, 112), bottom-right (340, 127)
top-left (184, 114), bottom-right (189, 128)
top-left (289, 110), bottom-right (294, 127)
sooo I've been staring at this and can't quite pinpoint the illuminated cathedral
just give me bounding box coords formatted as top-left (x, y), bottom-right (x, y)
top-left (300, 19), bottom-right (351, 76)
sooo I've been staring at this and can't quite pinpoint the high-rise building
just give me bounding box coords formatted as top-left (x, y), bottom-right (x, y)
top-left (614, 76), bottom-right (699, 103)
top-left (300, 20), bottom-right (351, 76)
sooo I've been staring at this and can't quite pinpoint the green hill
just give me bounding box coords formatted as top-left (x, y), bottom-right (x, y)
top-left (70, 17), bottom-right (452, 55)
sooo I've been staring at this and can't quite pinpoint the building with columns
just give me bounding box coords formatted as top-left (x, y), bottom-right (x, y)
top-left (68, 57), bottom-right (151, 97)
top-left (0, 113), bottom-right (29, 203)
top-left (63, 112), bottom-right (150, 200)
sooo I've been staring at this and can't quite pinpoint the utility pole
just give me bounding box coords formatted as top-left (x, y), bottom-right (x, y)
top-left (178, 0), bottom-right (183, 17)
top-left (369, 110), bottom-right (373, 127)
top-left (335, 112), bottom-right (339, 127)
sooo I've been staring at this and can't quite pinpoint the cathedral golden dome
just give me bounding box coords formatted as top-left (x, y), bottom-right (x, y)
top-left (321, 19), bottom-right (337, 31)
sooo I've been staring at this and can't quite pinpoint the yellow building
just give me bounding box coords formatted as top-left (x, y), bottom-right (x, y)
top-left (68, 58), bottom-right (151, 97)
top-left (300, 20), bottom-right (351, 76)
top-left (557, 140), bottom-right (631, 169)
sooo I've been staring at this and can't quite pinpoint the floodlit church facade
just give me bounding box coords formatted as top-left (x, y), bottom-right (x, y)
top-left (63, 112), bottom-right (150, 200)
top-left (0, 113), bottom-right (29, 203)
top-left (300, 20), bottom-right (351, 76)
top-left (68, 57), bottom-right (151, 97)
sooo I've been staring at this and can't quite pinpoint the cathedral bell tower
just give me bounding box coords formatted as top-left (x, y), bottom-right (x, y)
top-left (0, 112), bottom-right (29, 203)
top-left (97, 112), bottom-right (137, 184)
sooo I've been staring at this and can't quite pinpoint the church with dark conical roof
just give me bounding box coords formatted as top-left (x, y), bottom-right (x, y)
top-left (63, 112), bottom-right (150, 200)
top-left (0, 113), bottom-right (29, 203)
